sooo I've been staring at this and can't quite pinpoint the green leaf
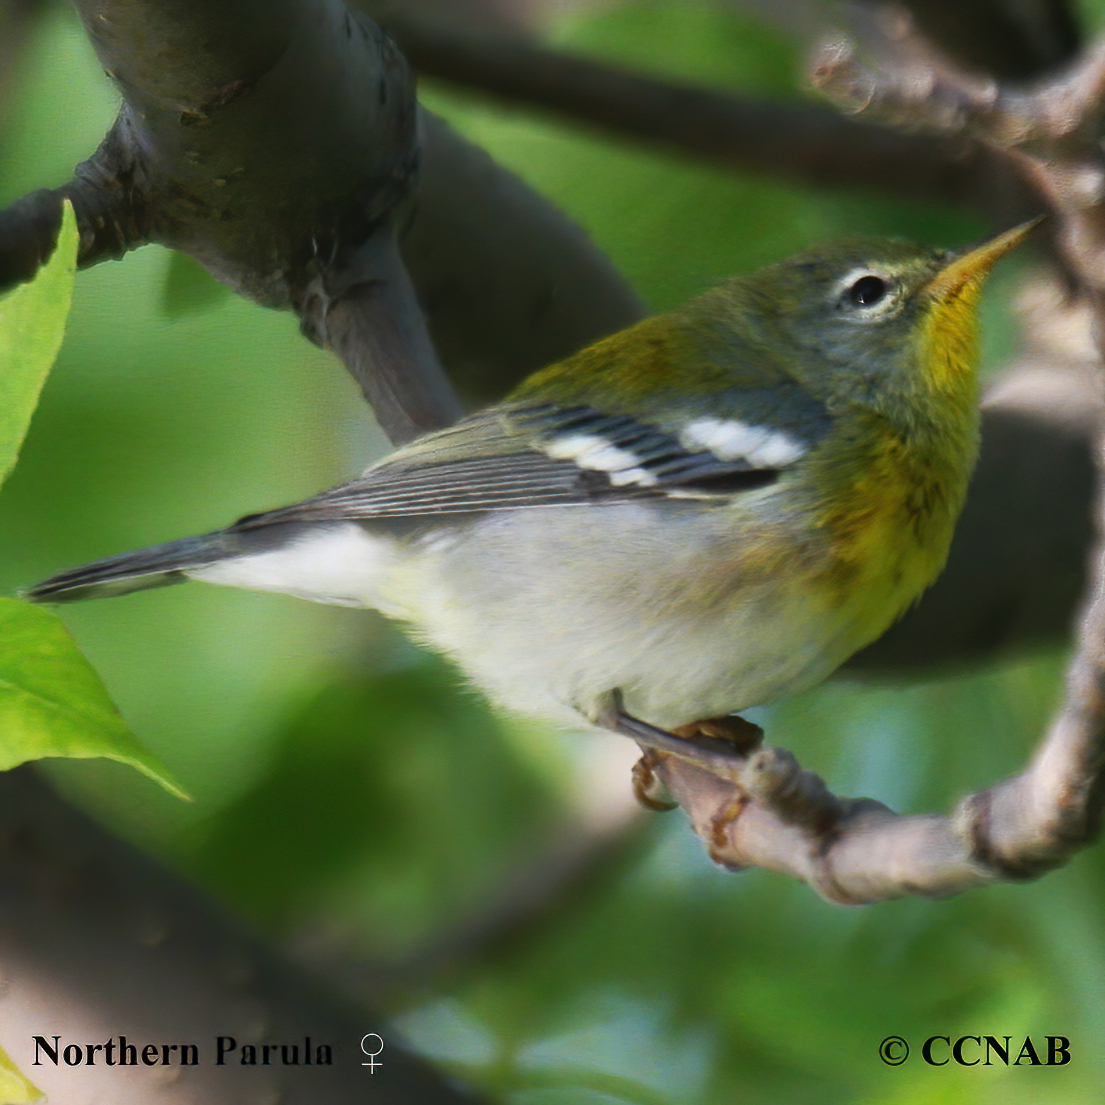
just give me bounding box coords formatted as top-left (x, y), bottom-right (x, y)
top-left (0, 598), bottom-right (189, 799)
top-left (0, 1044), bottom-right (43, 1105)
top-left (0, 200), bottom-right (78, 488)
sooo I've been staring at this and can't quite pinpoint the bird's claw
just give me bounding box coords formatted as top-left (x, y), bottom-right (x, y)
top-left (631, 751), bottom-right (679, 811)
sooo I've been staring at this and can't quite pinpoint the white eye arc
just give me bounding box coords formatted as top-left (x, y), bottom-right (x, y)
top-left (834, 267), bottom-right (903, 320)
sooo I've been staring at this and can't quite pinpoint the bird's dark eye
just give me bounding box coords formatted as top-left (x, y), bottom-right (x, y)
top-left (847, 274), bottom-right (888, 307)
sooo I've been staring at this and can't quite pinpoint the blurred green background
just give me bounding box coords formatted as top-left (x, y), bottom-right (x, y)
top-left (1, 2), bottom-right (1100, 1103)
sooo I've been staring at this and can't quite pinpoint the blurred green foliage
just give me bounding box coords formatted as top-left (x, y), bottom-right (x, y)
top-left (0, 2), bottom-right (1100, 1104)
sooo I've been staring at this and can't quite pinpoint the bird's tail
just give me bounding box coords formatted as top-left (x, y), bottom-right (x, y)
top-left (23, 533), bottom-right (232, 603)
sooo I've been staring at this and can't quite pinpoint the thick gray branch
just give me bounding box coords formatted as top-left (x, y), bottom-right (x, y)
top-left (402, 111), bottom-right (646, 402)
top-left (0, 0), bottom-right (464, 442)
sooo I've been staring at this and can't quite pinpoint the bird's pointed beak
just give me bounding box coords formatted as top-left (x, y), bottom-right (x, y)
top-left (925, 216), bottom-right (1045, 301)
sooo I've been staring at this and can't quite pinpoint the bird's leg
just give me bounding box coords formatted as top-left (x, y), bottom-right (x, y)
top-left (595, 690), bottom-right (764, 811)
top-left (601, 692), bottom-right (749, 769)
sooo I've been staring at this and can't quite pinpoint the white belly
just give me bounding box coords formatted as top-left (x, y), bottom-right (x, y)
top-left (380, 502), bottom-right (847, 731)
top-left (187, 501), bottom-right (861, 733)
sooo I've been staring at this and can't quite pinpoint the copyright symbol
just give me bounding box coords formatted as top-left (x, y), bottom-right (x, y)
top-left (879, 1036), bottom-right (909, 1065)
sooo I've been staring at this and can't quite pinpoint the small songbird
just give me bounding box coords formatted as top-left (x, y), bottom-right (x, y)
top-left (27, 223), bottom-right (1035, 760)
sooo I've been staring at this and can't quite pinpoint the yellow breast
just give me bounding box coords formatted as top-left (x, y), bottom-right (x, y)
top-left (818, 432), bottom-right (976, 656)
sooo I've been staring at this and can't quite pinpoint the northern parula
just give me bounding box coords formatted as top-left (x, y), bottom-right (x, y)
top-left (27, 222), bottom-right (1034, 757)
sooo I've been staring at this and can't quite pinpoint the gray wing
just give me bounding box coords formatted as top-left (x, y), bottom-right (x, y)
top-left (231, 404), bottom-right (786, 530)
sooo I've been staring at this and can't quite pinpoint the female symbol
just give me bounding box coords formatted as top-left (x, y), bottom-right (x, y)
top-left (360, 1033), bottom-right (385, 1071)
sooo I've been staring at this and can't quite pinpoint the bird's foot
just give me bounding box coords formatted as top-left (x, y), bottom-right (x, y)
top-left (631, 751), bottom-right (679, 811)
top-left (594, 691), bottom-right (765, 810)
top-left (668, 717), bottom-right (763, 839)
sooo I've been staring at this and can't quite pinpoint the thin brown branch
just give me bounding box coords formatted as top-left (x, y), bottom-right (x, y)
top-left (373, 6), bottom-right (1011, 208)
top-left (812, 30), bottom-right (1105, 154)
